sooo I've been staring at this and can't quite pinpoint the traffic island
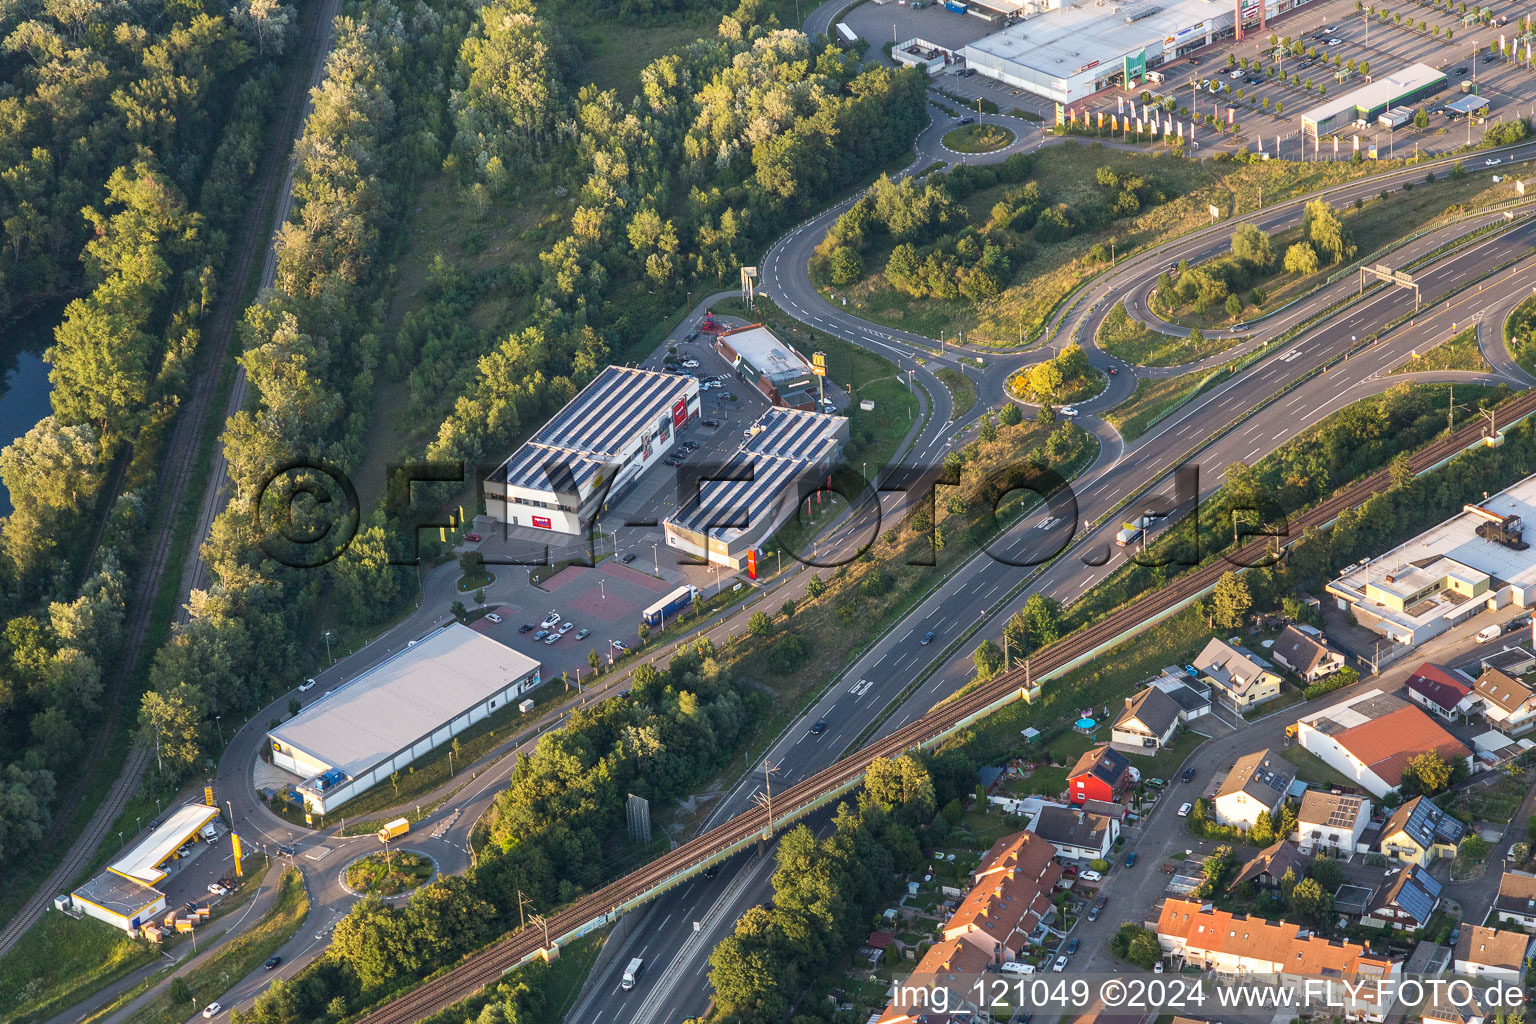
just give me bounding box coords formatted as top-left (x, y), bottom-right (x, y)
top-left (339, 849), bottom-right (437, 900)
top-left (941, 123), bottom-right (1014, 153)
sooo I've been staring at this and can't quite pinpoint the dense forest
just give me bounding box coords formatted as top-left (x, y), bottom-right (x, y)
top-left (0, 0), bottom-right (296, 870)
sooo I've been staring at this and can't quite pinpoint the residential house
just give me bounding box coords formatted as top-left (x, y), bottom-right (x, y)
top-left (1154, 677), bottom-right (1214, 722)
top-left (943, 832), bottom-right (1062, 961)
top-left (1296, 791), bottom-right (1371, 856)
top-left (1474, 667), bottom-right (1536, 735)
top-left (1453, 925), bottom-right (1534, 981)
top-left (1195, 638), bottom-right (1284, 708)
top-left (1480, 644), bottom-right (1536, 677)
top-left (1067, 745), bottom-right (1133, 805)
top-left (1423, 995), bottom-right (1487, 1024)
top-left (1155, 898), bottom-right (1400, 1020)
top-left (1212, 748), bottom-right (1296, 829)
top-left (1229, 839), bottom-right (1308, 890)
top-left (876, 938), bottom-right (995, 1024)
top-left (1492, 871), bottom-right (1536, 929)
top-left (1365, 864), bottom-right (1442, 930)
top-left (1031, 804), bottom-right (1117, 861)
top-left (1111, 686), bottom-right (1182, 754)
top-left (1404, 663), bottom-right (1478, 721)
top-left (1379, 796), bottom-right (1466, 866)
top-left (1271, 625), bottom-right (1347, 682)
top-left (1297, 692), bottom-right (1471, 799)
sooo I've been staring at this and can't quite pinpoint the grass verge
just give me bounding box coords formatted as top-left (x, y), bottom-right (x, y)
top-left (0, 913), bottom-right (159, 1024)
top-left (1097, 301), bottom-right (1242, 367)
top-left (1505, 295), bottom-right (1536, 377)
top-left (1388, 325), bottom-right (1490, 374)
top-left (1105, 367), bottom-right (1218, 439)
top-left (935, 367), bottom-right (978, 419)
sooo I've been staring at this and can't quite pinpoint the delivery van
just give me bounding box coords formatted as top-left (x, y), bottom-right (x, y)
top-left (1476, 624), bottom-right (1502, 643)
top-left (622, 957), bottom-right (644, 990)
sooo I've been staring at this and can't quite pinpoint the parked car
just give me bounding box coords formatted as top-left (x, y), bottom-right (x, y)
top-left (920, 631), bottom-right (936, 645)
top-left (1081, 870), bottom-right (1103, 882)
top-left (1154, 960), bottom-right (1165, 974)
top-left (1124, 851), bottom-right (1138, 867)
top-left (207, 883), bottom-right (227, 896)
top-left (1181, 766), bottom-right (1195, 782)
top-left (1052, 956), bottom-right (1068, 972)
top-left (485, 613), bottom-right (503, 623)
top-left (1087, 902), bottom-right (1102, 921)
top-left (1145, 777), bottom-right (1165, 789)
top-left (465, 532), bottom-right (481, 542)
top-left (576, 628), bottom-right (590, 640)
top-left (703, 418), bottom-right (721, 428)
top-left (543, 633), bottom-right (560, 645)
top-left (519, 623), bottom-right (534, 633)
top-left (534, 630), bottom-right (548, 640)
top-left (1064, 938), bottom-right (1080, 955)
top-left (621, 552), bottom-right (636, 563)
top-left (611, 639), bottom-right (628, 652)
top-left (559, 621), bottom-right (574, 633)
top-left (263, 956), bottom-right (282, 970)
top-left (1178, 802), bottom-right (1193, 816)
top-left (540, 612), bottom-right (561, 628)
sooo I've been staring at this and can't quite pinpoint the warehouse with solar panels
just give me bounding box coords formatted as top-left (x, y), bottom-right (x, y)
top-left (267, 624), bottom-right (541, 814)
top-left (664, 407), bottom-right (848, 569)
top-left (482, 366), bottom-right (701, 535)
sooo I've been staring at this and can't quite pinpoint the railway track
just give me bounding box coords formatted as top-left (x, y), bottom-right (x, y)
top-left (0, 0), bottom-right (344, 956)
top-left (358, 390), bottom-right (1536, 1024)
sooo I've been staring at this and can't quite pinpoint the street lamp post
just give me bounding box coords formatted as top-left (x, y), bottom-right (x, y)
top-left (324, 630), bottom-right (333, 665)
top-left (215, 716), bottom-right (224, 747)
top-left (653, 542), bottom-right (659, 574)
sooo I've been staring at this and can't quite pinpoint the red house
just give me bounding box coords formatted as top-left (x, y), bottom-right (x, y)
top-left (1067, 745), bottom-right (1133, 805)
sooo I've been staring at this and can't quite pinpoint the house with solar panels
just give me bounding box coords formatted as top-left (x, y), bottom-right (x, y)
top-left (1365, 863), bottom-right (1443, 930)
top-left (482, 367), bottom-right (701, 535)
top-left (663, 407), bottom-right (848, 570)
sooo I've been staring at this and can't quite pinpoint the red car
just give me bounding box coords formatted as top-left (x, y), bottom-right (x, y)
top-left (465, 532), bottom-right (481, 542)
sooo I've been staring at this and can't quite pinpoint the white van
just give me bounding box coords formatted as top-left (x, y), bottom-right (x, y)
top-left (622, 958), bottom-right (644, 990)
top-left (1000, 960), bottom-right (1036, 976)
top-left (1476, 624), bottom-right (1502, 643)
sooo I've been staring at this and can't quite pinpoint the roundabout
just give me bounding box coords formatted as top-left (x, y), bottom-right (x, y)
top-left (338, 848), bottom-right (438, 901)
top-left (940, 122), bottom-right (1015, 154)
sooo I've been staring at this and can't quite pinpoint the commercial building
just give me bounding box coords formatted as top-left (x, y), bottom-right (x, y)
top-left (66, 803), bottom-right (221, 932)
top-left (1212, 748), bottom-right (1295, 829)
top-left (1296, 790), bottom-right (1371, 856)
top-left (960, 0), bottom-right (1255, 105)
top-left (1156, 898), bottom-right (1400, 1018)
top-left (268, 624), bottom-right (541, 814)
top-left (1453, 925), bottom-right (1535, 980)
top-left (1325, 478), bottom-right (1536, 647)
top-left (893, 37), bottom-right (954, 75)
top-left (1296, 690), bottom-right (1470, 798)
top-left (713, 324), bottom-right (825, 411)
top-left (663, 407), bottom-right (848, 570)
top-left (482, 366), bottom-right (700, 534)
top-left (1300, 63), bottom-right (1447, 138)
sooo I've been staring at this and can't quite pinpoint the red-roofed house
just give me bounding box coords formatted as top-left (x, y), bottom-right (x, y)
top-left (1298, 702), bottom-right (1471, 799)
top-left (1067, 745), bottom-right (1133, 805)
top-left (875, 937), bottom-right (993, 1024)
top-left (1156, 898), bottom-right (1400, 1020)
top-left (1404, 663), bottom-right (1477, 721)
top-left (943, 832), bottom-right (1062, 960)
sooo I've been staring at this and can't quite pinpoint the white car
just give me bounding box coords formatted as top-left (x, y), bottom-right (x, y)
top-left (1487, 158), bottom-right (1502, 166)
top-left (611, 639), bottom-right (628, 652)
top-left (559, 621), bottom-right (574, 633)
top-left (540, 612), bottom-right (561, 628)
top-left (1052, 956), bottom-right (1068, 972)
top-left (203, 1004), bottom-right (222, 1018)
top-left (1154, 960), bottom-right (1165, 973)
top-left (543, 632), bottom-right (560, 645)
top-left (485, 613), bottom-right (503, 623)
top-left (298, 678), bottom-right (316, 691)
top-left (1060, 406), bottom-right (1078, 417)
top-left (1327, 37), bottom-right (1341, 45)
top-left (207, 883), bottom-right (228, 896)
top-left (1178, 802), bottom-right (1192, 817)
top-left (1080, 869), bottom-right (1103, 882)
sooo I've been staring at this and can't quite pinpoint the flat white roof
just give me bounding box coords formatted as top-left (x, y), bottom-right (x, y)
top-left (109, 803), bottom-right (219, 886)
top-left (268, 623), bottom-right (540, 779)
top-left (718, 325), bottom-right (811, 382)
top-left (1329, 472), bottom-right (1536, 613)
top-left (962, 0), bottom-right (1228, 81)
top-left (1300, 63), bottom-right (1445, 126)
top-left (1298, 688), bottom-right (1398, 733)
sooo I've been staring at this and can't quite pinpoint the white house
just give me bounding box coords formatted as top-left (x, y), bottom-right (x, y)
top-left (1295, 690), bottom-right (1471, 799)
top-left (1453, 925), bottom-right (1534, 981)
top-left (1270, 625), bottom-right (1347, 682)
top-left (1492, 871), bottom-right (1536, 929)
top-left (1111, 685), bottom-right (1181, 754)
top-left (1295, 790), bottom-right (1371, 856)
top-left (1030, 804), bottom-right (1118, 861)
top-left (1473, 668), bottom-right (1536, 735)
top-left (1212, 749), bottom-right (1295, 829)
top-left (1195, 638), bottom-right (1283, 708)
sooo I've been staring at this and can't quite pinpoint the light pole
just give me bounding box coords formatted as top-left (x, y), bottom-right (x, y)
top-left (600, 580), bottom-right (606, 600)
top-left (652, 542), bottom-right (659, 574)
top-left (215, 716), bottom-right (224, 747)
top-left (324, 630), bottom-right (333, 664)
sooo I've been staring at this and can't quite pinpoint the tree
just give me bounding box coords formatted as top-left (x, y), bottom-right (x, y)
top-left (978, 412), bottom-right (998, 443)
top-left (1459, 834), bottom-right (1491, 863)
top-left (1250, 809), bottom-right (1276, 846)
top-left (1290, 876), bottom-right (1332, 925)
top-left (451, 600), bottom-right (468, 620)
top-left (1302, 199), bottom-right (1353, 264)
top-left (1310, 853), bottom-right (1344, 892)
top-left (780, 599), bottom-right (796, 620)
top-left (1128, 929), bottom-right (1162, 969)
top-left (748, 611), bottom-right (773, 636)
top-left (827, 246), bottom-right (863, 286)
top-left (1414, 107), bottom-right (1430, 128)
top-left (1225, 293), bottom-right (1243, 318)
top-left (999, 404), bottom-right (1023, 426)
top-left (1230, 223), bottom-right (1273, 268)
top-left (139, 683), bottom-right (203, 779)
top-left (806, 574), bottom-right (827, 600)
top-left (1402, 750), bottom-right (1453, 795)
top-left (588, 649), bottom-right (601, 672)
top-left (169, 977), bottom-right (194, 1011)
top-left (1390, 452), bottom-right (1415, 491)
top-left (973, 639), bottom-right (1003, 679)
top-left (863, 755), bottom-right (937, 822)
top-left (1284, 242), bottom-right (1320, 275)
top-left (1210, 571), bottom-right (1252, 628)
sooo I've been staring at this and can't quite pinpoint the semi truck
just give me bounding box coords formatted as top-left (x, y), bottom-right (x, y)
top-left (642, 585), bottom-right (699, 628)
top-left (622, 957), bottom-right (644, 990)
top-left (377, 817), bottom-right (410, 842)
top-left (1115, 514), bottom-right (1158, 547)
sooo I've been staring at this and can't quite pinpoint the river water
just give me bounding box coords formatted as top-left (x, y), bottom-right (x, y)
top-left (0, 304), bottom-right (63, 516)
